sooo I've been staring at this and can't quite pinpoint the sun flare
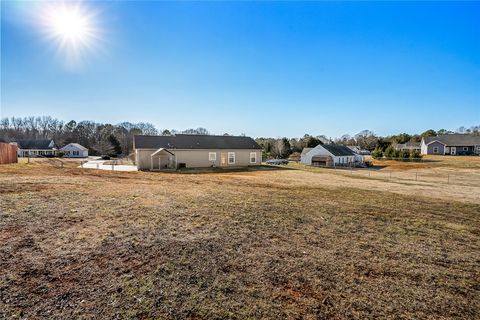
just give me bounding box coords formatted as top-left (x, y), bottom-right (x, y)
top-left (50, 6), bottom-right (90, 41)
top-left (39, 1), bottom-right (102, 68)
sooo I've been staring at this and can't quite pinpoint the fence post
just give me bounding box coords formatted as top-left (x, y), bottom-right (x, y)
top-left (112, 164), bottom-right (114, 171)
top-left (96, 163), bottom-right (99, 170)
top-left (81, 161), bottom-right (83, 168)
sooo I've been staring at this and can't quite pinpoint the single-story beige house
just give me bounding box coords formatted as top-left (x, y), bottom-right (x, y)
top-left (134, 134), bottom-right (262, 171)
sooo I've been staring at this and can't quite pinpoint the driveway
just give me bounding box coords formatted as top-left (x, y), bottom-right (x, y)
top-left (80, 160), bottom-right (137, 172)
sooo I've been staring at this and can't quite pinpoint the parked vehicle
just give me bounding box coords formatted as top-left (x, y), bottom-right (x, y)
top-left (266, 159), bottom-right (289, 165)
top-left (101, 155), bottom-right (111, 160)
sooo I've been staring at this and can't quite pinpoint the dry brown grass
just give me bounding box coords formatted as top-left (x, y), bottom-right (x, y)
top-left (1, 159), bottom-right (479, 319)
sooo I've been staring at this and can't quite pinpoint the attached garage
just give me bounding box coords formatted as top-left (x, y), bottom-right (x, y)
top-left (311, 155), bottom-right (333, 167)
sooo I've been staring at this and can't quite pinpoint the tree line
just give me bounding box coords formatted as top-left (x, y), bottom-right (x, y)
top-left (0, 116), bottom-right (209, 156)
top-left (1, 116), bottom-right (478, 158)
top-left (258, 127), bottom-right (480, 160)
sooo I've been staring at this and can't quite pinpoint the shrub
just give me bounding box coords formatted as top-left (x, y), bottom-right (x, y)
top-left (57, 151), bottom-right (64, 158)
top-left (383, 145), bottom-right (397, 158)
top-left (399, 150), bottom-right (410, 159)
top-left (410, 150), bottom-right (422, 159)
top-left (371, 147), bottom-right (383, 159)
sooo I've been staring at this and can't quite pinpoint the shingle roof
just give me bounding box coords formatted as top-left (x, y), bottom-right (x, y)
top-left (424, 134), bottom-right (480, 146)
top-left (16, 139), bottom-right (56, 150)
top-left (134, 134), bottom-right (262, 150)
top-left (322, 144), bottom-right (355, 156)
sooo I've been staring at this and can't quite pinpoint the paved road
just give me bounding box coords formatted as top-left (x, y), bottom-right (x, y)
top-left (80, 160), bottom-right (138, 172)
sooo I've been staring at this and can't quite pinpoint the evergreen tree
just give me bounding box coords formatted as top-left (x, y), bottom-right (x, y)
top-left (108, 134), bottom-right (122, 155)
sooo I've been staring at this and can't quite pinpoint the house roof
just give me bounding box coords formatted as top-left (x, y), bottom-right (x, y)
top-left (134, 134), bottom-right (262, 150)
top-left (61, 143), bottom-right (88, 151)
top-left (321, 144), bottom-right (355, 156)
top-left (424, 134), bottom-right (480, 146)
top-left (301, 148), bottom-right (313, 156)
top-left (347, 145), bottom-right (371, 154)
top-left (16, 139), bottom-right (56, 150)
top-left (393, 142), bottom-right (421, 149)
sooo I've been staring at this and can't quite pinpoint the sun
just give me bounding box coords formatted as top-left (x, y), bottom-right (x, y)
top-left (49, 5), bottom-right (90, 42)
top-left (39, 1), bottom-right (102, 68)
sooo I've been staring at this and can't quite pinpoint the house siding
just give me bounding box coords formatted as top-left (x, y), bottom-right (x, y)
top-left (61, 144), bottom-right (88, 158)
top-left (426, 142), bottom-right (445, 155)
top-left (17, 149), bottom-right (57, 157)
top-left (136, 149), bottom-right (261, 170)
top-left (420, 140), bottom-right (428, 155)
top-left (447, 145), bottom-right (475, 155)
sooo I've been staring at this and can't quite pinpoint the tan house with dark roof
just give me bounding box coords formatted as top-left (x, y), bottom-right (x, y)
top-left (134, 134), bottom-right (262, 171)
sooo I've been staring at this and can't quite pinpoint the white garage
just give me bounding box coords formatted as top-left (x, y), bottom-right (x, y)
top-left (61, 143), bottom-right (88, 158)
top-left (301, 144), bottom-right (362, 167)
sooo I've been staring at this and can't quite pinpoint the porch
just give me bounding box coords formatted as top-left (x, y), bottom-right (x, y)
top-left (150, 148), bottom-right (176, 171)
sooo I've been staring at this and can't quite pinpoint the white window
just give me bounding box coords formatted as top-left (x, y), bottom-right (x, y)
top-left (209, 152), bottom-right (216, 161)
top-left (477, 146), bottom-right (480, 151)
top-left (433, 147), bottom-right (439, 153)
top-left (463, 147), bottom-right (468, 151)
top-left (73, 151), bottom-right (79, 156)
top-left (250, 152), bottom-right (257, 163)
top-left (228, 152), bottom-right (235, 164)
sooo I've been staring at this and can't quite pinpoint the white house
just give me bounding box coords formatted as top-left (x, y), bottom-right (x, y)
top-left (15, 139), bottom-right (58, 157)
top-left (301, 144), bottom-right (362, 167)
top-left (61, 143), bottom-right (88, 158)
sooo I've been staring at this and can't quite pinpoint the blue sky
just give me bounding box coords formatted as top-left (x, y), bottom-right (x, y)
top-left (1, 1), bottom-right (479, 138)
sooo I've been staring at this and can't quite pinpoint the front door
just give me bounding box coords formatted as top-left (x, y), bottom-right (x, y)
top-left (451, 147), bottom-right (456, 155)
top-left (220, 153), bottom-right (227, 166)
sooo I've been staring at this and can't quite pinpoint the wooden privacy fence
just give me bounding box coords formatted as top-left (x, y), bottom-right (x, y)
top-left (0, 143), bottom-right (18, 164)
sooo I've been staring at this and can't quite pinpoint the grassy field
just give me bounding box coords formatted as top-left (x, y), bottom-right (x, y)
top-left (1, 159), bottom-right (479, 319)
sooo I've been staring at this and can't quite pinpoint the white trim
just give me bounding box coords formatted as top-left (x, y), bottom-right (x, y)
top-left (150, 148), bottom-right (175, 157)
top-left (433, 146), bottom-right (439, 154)
top-left (228, 152), bottom-right (235, 164)
top-left (425, 140), bottom-right (447, 146)
top-left (208, 152), bottom-right (216, 161)
top-left (250, 152), bottom-right (257, 164)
